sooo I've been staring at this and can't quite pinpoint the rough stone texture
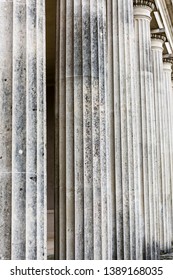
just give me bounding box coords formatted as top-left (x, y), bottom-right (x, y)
top-left (12, 0), bottom-right (26, 260)
top-left (151, 35), bottom-right (166, 258)
top-left (160, 247), bottom-right (173, 259)
top-left (25, 0), bottom-right (46, 260)
top-left (0, 0), bottom-right (46, 260)
top-left (1, 0), bottom-right (173, 262)
top-left (134, 1), bottom-right (157, 260)
top-left (0, 0), bottom-right (13, 260)
top-left (55, 0), bottom-right (107, 260)
top-left (25, 0), bottom-right (38, 260)
top-left (55, 0), bottom-right (138, 261)
top-left (36, 0), bottom-right (47, 260)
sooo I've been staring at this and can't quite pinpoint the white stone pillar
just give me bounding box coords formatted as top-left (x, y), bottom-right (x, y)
top-left (151, 34), bottom-right (166, 257)
top-left (133, 0), bottom-right (156, 260)
top-left (55, 0), bottom-right (107, 260)
top-left (0, 0), bottom-right (13, 260)
top-left (162, 59), bottom-right (173, 253)
top-left (107, 0), bottom-right (136, 260)
top-left (0, 0), bottom-right (46, 260)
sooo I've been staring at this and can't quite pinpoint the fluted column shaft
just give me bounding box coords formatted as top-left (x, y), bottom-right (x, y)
top-left (162, 59), bottom-right (173, 253)
top-left (107, 0), bottom-right (136, 260)
top-left (133, 0), bottom-right (156, 260)
top-left (151, 35), bottom-right (165, 256)
top-left (55, 0), bottom-right (107, 260)
top-left (0, 0), bottom-right (46, 260)
top-left (0, 0), bottom-right (13, 260)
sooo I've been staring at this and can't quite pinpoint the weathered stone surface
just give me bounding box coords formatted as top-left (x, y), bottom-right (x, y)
top-left (1, 0), bottom-right (173, 262)
top-left (36, 0), bottom-right (47, 261)
top-left (12, 0), bottom-right (26, 260)
top-left (0, 0), bottom-right (46, 260)
top-left (107, 0), bottom-right (136, 260)
top-left (26, 0), bottom-right (47, 260)
top-left (0, 0), bottom-right (13, 260)
top-left (134, 0), bottom-right (156, 260)
top-left (160, 247), bottom-right (173, 259)
top-left (55, 0), bottom-right (107, 260)
top-left (55, 0), bottom-right (138, 261)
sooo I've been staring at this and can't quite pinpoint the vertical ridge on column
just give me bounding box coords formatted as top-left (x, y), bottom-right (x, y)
top-left (91, 0), bottom-right (101, 260)
top-left (82, 0), bottom-right (93, 260)
top-left (119, 0), bottom-right (130, 260)
top-left (74, 0), bottom-right (84, 260)
top-left (121, 0), bottom-right (136, 260)
top-left (146, 24), bottom-right (156, 260)
top-left (0, 0), bottom-right (13, 260)
top-left (58, 0), bottom-right (66, 260)
top-left (142, 19), bottom-right (151, 260)
top-left (126, 0), bottom-right (135, 260)
top-left (37, 0), bottom-right (47, 260)
top-left (26, 0), bottom-right (37, 259)
top-left (112, 0), bottom-right (123, 260)
top-left (126, 0), bottom-right (136, 261)
top-left (12, 0), bottom-right (26, 260)
top-left (106, 0), bottom-right (116, 260)
top-left (66, 0), bottom-right (75, 260)
top-left (98, 0), bottom-right (107, 260)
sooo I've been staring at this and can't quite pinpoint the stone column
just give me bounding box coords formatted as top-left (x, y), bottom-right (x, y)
top-left (162, 58), bottom-right (173, 253)
top-left (0, 0), bottom-right (46, 260)
top-left (0, 0), bottom-right (13, 260)
top-left (133, 0), bottom-right (156, 260)
top-left (55, 0), bottom-right (107, 260)
top-left (151, 34), bottom-right (166, 257)
top-left (107, 0), bottom-right (136, 260)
